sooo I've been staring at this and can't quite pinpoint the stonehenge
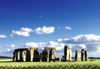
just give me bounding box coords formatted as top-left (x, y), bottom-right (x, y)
top-left (64, 46), bottom-right (72, 61)
top-left (13, 48), bottom-right (39, 62)
top-left (81, 49), bottom-right (88, 61)
top-left (75, 51), bottom-right (81, 61)
top-left (13, 46), bottom-right (88, 62)
top-left (42, 47), bottom-right (57, 62)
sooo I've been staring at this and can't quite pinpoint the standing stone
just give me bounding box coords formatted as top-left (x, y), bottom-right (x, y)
top-left (26, 50), bottom-right (34, 61)
top-left (22, 51), bottom-right (26, 61)
top-left (40, 53), bottom-right (43, 61)
top-left (13, 51), bottom-right (16, 62)
top-left (49, 49), bottom-right (57, 61)
top-left (81, 49), bottom-right (88, 61)
top-left (33, 49), bottom-right (40, 61)
top-left (26, 48), bottom-right (40, 62)
top-left (42, 50), bottom-right (49, 62)
top-left (75, 51), bottom-right (80, 61)
top-left (18, 51), bottom-right (20, 61)
top-left (16, 51), bottom-right (18, 61)
top-left (64, 46), bottom-right (72, 61)
top-left (20, 50), bottom-right (23, 61)
top-left (16, 51), bottom-right (20, 62)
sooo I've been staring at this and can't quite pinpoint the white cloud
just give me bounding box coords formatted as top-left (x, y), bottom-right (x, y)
top-left (12, 26), bottom-right (55, 36)
top-left (65, 26), bottom-right (71, 30)
top-left (17, 41), bottom-right (65, 51)
top-left (20, 28), bottom-right (33, 32)
top-left (7, 49), bottom-right (10, 51)
top-left (11, 44), bottom-right (15, 47)
top-left (0, 35), bottom-right (7, 38)
top-left (6, 44), bottom-right (15, 48)
top-left (57, 34), bottom-right (100, 52)
top-left (33, 26), bottom-right (55, 34)
top-left (25, 42), bottom-right (38, 47)
top-left (12, 30), bottom-right (30, 36)
top-left (10, 34), bottom-right (13, 37)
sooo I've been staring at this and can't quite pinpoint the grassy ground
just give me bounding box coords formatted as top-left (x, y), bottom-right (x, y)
top-left (0, 58), bottom-right (99, 68)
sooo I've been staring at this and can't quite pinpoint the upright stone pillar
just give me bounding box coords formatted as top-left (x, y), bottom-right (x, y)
top-left (81, 49), bottom-right (88, 61)
top-left (26, 50), bottom-right (34, 61)
top-left (13, 51), bottom-right (16, 62)
top-left (20, 50), bottom-right (26, 62)
top-left (40, 53), bottom-right (43, 61)
top-left (20, 50), bottom-right (23, 61)
top-left (22, 51), bottom-right (26, 61)
top-left (75, 51), bottom-right (80, 61)
top-left (42, 50), bottom-right (49, 62)
top-left (49, 49), bottom-right (57, 61)
top-left (16, 51), bottom-right (18, 61)
top-left (18, 51), bottom-right (20, 61)
top-left (64, 46), bottom-right (72, 61)
top-left (33, 50), bottom-right (40, 61)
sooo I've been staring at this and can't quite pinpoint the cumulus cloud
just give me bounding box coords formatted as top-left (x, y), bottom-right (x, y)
top-left (33, 26), bottom-right (55, 34)
top-left (7, 49), bottom-right (10, 51)
top-left (25, 42), bottom-right (38, 47)
top-left (12, 26), bottom-right (55, 36)
top-left (20, 28), bottom-right (33, 32)
top-left (65, 26), bottom-right (71, 30)
top-left (10, 34), bottom-right (13, 37)
top-left (57, 34), bottom-right (100, 52)
top-left (6, 44), bottom-right (15, 48)
top-left (0, 35), bottom-right (7, 38)
top-left (12, 30), bottom-right (30, 37)
top-left (16, 41), bottom-right (64, 51)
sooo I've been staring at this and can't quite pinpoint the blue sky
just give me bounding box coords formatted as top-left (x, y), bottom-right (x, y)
top-left (0, 0), bottom-right (100, 58)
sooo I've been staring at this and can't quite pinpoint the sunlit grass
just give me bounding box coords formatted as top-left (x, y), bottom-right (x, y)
top-left (0, 58), bottom-right (99, 68)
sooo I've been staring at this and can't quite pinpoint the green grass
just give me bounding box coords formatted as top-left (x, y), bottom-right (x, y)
top-left (0, 58), bottom-right (99, 69)
top-left (0, 58), bottom-right (12, 60)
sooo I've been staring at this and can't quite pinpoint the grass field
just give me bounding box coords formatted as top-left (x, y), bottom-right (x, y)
top-left (0, 58), bottom-right (99, 68)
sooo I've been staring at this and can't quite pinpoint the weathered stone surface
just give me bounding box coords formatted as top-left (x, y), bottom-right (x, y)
top-left (15, 51), bottom-right (20, 61)
top-left (15, 48), bottom-right (28, 51)
top-left (81, 49), bottom-right (88, 61)
top-left (75, 51), bottom-right (80, 61)
top-left (13, 51), bottom-right (16, 62)
top-left (26, 48), bottom-right (40, 62)
top-left (49, 49), bottom-right (57, 61)
top-left (40, 53), bottom-right (43, 61)
top-left (33, 49), bottom-right (40, 61)
top-left (28, 48), bottom-right (38, 50)
top-left (42, 47), bottom-right (57, 62)
top-left (64, 46), bottom-right (72, 61)
top-left (13, 48), bottom-right (40, 62)
top-left (18, 51), bottom-right (20, 61)
top-left (45, 47), bottom-right (55, 50)
top-left (22, 51), bottom-right (26, 61)
top-left (42, 50), bottom-right (49, 62)
top-left (26, 50), bottom-right (34, 61)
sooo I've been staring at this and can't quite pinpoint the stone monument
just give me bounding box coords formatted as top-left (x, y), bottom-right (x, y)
top-left (40, 53), bottom-right (43, 61)
top-left (13, 51), bottom-right (16, 62)
top-left (42, 49), bottom-right (49, 62)
top-left (64, 46), bottom-right (72, 61)
top-left (81, 49), bottom-right (88, 61)
top-left (75, 51), bottom-right (80, 61)
top-left (42, 47), bottom-right (57, 62)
